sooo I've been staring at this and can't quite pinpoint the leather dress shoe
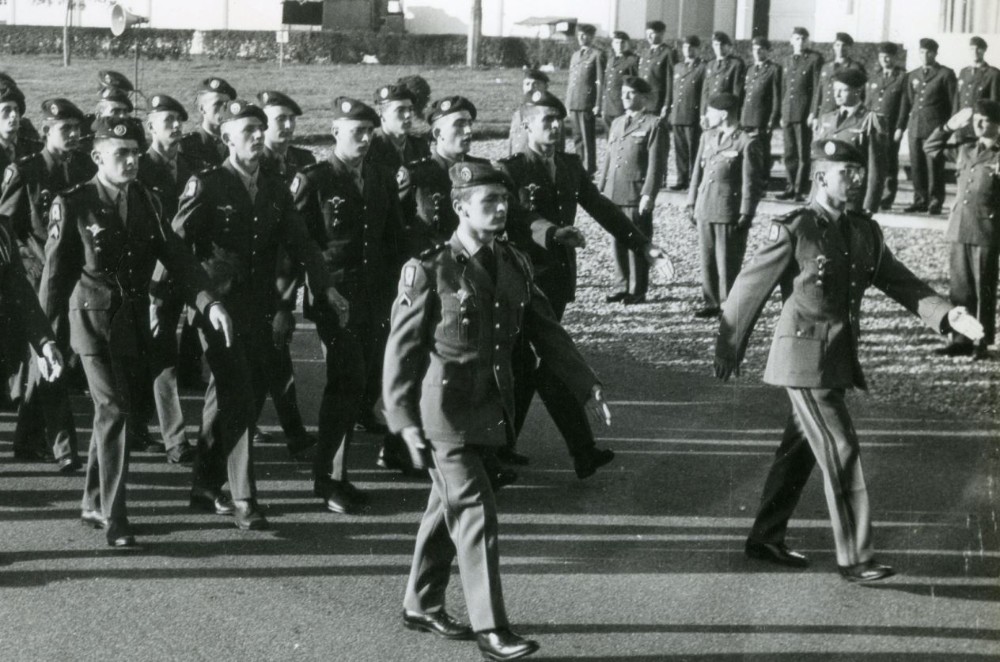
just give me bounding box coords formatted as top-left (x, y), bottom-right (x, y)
top-left (58, 455), bottom-right (83, 473)
top-left (233, 499), bottom-right (269, 530)
top-left (775, 189), bottom-right (795, 200)
top-left (81, 508), bottom-right (108, 529)
top-left (189, 488), bottom-right (235, 515)
top-left (315, 479), bottom-right (355, 514)
top-left (106, 519), bottom-right (138, 549)
top-left (744, 539), bottom-right (809, 568)
top-left (476, 628), bottom-right (540, 661)
top-left (490, 468), bottom-right (519, 491)
top-left (972, 346), bottom-right (991, 361)
top-left (838, 558), bottom-right (895, 583)
top-left (903, 203), bottom-right (928, 213)
top-left (604, 291), bottom-right (628, 303)
top-left (166, 442), bottom-right (195, 466)
top-left (693, 307), bottom-right (721, 319)
top-left (933, 343), bottom-right (974, 357)
top-left (13, 447), bottom-right (54, 462)
top-left (253, 427), bottom-right (273, 444)
top-left (342, 481), bottom-right (369, 506)
top-left (286, 433), bottom-right (317, 457)
top-left (879, 201), bottom-right (894, 211)
top-left (497, 446), bottom-right (530, 466)
top-left (574, 447), bottom-right (615, 479)
top-left (927, 203), bottom-right (943, 215)
top-left (623, 293), bottom-right (647, 305)
top-left (402, 609), bottom-right (474, 640)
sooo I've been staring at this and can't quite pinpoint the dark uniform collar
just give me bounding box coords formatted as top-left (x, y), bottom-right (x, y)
top-left (811, 198), bottom-right (846, 227)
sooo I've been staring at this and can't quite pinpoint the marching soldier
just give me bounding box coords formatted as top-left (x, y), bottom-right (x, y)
top-left (40, 116), bottom-right (235, 548)
top-left (291, 97), bottom-right (403, 513)
top-left (740, 37), bottom-right (782, 174)
top-left (716, 138), bottom-right (984, 582)
top-left (259, 90), bottom-right (316, 181)
top-left (599, 77), bottom-right (669, 304)
top-left (0, 73), bottom-right (40, 144)
top-left (669, 35), bottom-right (706, 191)
top-left (701, 32), bottom-right (745, 128)
top-left (370, 83), bottom-right (431, 171)
top-left (686, 93), bottom-right (764, 319)
top-left (79, 70), bottom-right (136, 155)
top-left (953, 37), bottom-right (1000, 142)
top-left (898, 38), bottom-right (957, 214)
top-left (508, 69), bottom-right (565, 157)
top-left (925, 102), bottom-right (1000, 359)
top-left (396, 74), bottom-right (432, 120)
top-left (0, 85), bottom-right (42, 174)
top-left (601, 31), bottom-right (640, 132)
top-left (811, 32), bottom-right (866, 124)
top-left (384, 160), bottom-right (612, 662)
top-left (640, 21), bottom-right (674, 119)
top-left (778, 27), bottom-right (824, 202)
top-left (869, 42), bottom-right (907, 210)
top-left (178, 77), bottom-right (237, 167)
top-left (566, 23), bottom-right (605, 176)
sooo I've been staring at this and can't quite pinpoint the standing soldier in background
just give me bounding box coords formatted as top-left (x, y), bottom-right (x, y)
top-left (507, 70), bottom-right (564, 157)
top-left (370, 84), bottom-right (431, 171)
top-left (741, 37), bottom-right (782, 175)
top-left (396, 74), bottom-right (432, 121)
top-left (0, 73), bottom-right (41, 144)
top-left (640, 21), bottom-right (673, 119)
top-left (898, 38), bottom-right (957, 214)
top-left (601, 32), bottom-right (639, 132)
top-left (953, 37), bottom-right (1000, 142)
top-left (600, 77), bottom-right (669, 305)
top-left (566, 23), bottom-right (604, 176)
top-left (179, 77), bottom-right (237, 167)
top-left (0, 85), bottom-right (41, 174)
top-left (687, 93), bottom-right (763, 319)
top-left (701, 32), bottom-right (745, 129)
top-left (669, 35), bottom-right (706, 191)
top-left (810, 33), bottom-right (866, 127)
top-left (778, 27), bottom-right (824, 202)
top-left (869, 42), bottom-right (907, 210)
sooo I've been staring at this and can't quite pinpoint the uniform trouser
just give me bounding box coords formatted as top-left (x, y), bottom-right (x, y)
top-left (13, 353), bottom-right (78, 460)
top-left (783, 122), bottom-right (812, 195)
top-left (613, 206), bottom-right (653, 297)
top-left (151, 298), bottom-right (191, 451)
top-left (746, 127), bottom-right (773, 176)
top-left (699, 219), bottom-right (749, 309)
top-left (881, 135), bottom-right (902, 206)
top-left (267, 343), bottom-right (307, 439)
top-left (570, 109), bottom-right (597, 175)
top-left (80, 351), bottom-right (148, 524)
top-left (177, 314), bottom-right (205, 386)
top-left (673, 125), bottom-right (701, 187)
top-left (908, 134), bottom-right (946, 208)
top-left (193, 323), bottom-right (269, 501)
top-left (748, 388), bottom-right (873, 567)
top-left (404, 443), bottom-right (508, 632)
top-left (949, 242), bottom-right (999, 347)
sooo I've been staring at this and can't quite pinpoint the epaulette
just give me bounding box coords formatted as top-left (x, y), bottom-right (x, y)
top-left (497, 153), bottom-right (525, 166)
top-left (300, 161), bottom-right (326, 175)
top-left (15, 152), bottom-right (37, 166)
top-left (60, 181), bottom-right (87, 197)
top-left (196, 164), bottom-right (221, 176)
top-left (419, 242), bottom-right (447, 260)
top-left (407, 156), bottom-right (433, 169)
top-left (772, 207), bottom-right (806, 224)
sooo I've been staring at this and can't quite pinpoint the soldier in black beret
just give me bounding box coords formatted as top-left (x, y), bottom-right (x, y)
top-left (869, 42), bottom-right (907, 209)
top-left (41, 116), bottom-right (235, 548)
top-left (670, 35), bottom-right (707, 190)
top-left (954, 36), bottom-right (1000, 143)
top-left (602, 31), bottom-right (640, 132)
top-left (509, 69), bottom-right (566, 156)
top-left (0, 73), bottom-right (40, 142)
top-left (811, 31), bottom-right (866, 124)
top-left (741, 36), bottom-right (782, 176)
top-left (396, 74), bottom-right (432, 119)
top-left (370, 83), bottom-right (431, 174)
top-left (0, 85), bottom-right (41, 175)
top-left (178, 77), bottom-right (237, 168)
top-left (97, 70), bottom-right (134, 93)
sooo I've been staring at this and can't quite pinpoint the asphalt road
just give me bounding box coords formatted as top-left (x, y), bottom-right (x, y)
top-left (0, 327), bottom-right (997, 662)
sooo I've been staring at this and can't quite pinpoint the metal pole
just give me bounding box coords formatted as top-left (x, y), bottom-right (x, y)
top-left (467, 0), bottom-right (482, 67)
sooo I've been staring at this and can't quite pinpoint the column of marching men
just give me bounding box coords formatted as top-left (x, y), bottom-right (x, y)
top-left (0, 23), bottom-right (996, 662)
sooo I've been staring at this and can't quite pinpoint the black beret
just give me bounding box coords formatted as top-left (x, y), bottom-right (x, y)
top-left (521, 67), bottom-right (550, 83)
top-left (621, 76), bottom-right (652, 94)
top-left (811, 139), bottom-right (864, 164)
top-left (919, 38), bottom-right (939, 52)
top-left (612, 31), bottom-right (630, 41)
top-left (99, 86), bottom-right (134, 112)
top-left (199, 77), bottom-right (237, 99)
top-left (218, 99), bottom-right (267, 127)
top-left (98, 69), bottom-right (134, 92)
top-left (396, 75), bottom-right (431, 102)
top-left (0, 72), bottom-right (18, 88)
top-left (708, 93), bottom-right (739, 112)
top-left (522, 89), bottom-right (567, 118)
top-left (91, 116), bottom-right (144, 143)
top-left (147, 93), bottom-right (188, 122)
top-left (258, 90), bottom-right (303, 116)
top-left (0, 85), bottom-right (25, 115)
top-left (578, 24), bottom-right (596, 36)
top-left (751, 36), bottom-right (771, 49)
top-left (449, 161), bottom-right (511, 190)
top-left (832, 69), bottom-right (867, 88)
top-left (683, 35), bottom-right (701, 47)
top-left (974, 99), bottom-right (1000, 123)
top-left (970, 36), bottom-right (988, 50)
top-left (646, 21), bottom-right (666, 32)
top-left (374, 84), bottom-right (417, 105)
top-left (40, 98), bottom-right (85, 122)
top-left (834, 32), bottom-right (854, 46)
top-left (428, 96), bottom-right (477, 124)
top-left (712, 31), bottom-right (732, 46)
top-left (792, 26), bottom-right (810, 38)
top-left (330, 96), bottom-right (379, 124)
top-left (878, 42), bottom-right (899, 56)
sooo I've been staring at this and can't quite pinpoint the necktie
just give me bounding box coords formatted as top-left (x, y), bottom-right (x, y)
top-left (247, 176), bottom-right (257, 203)
top-left (837, 109), bottom-right (848, 126)
top-left (624, 114), bottom-right (632, 131)
top-left (116, 189), bottom-right (128, 223)
top-left (168, 158), bottom-right (178, 183)
top-left (354, 168), bottom-right (364, 194)
top-left (475, 245), bottom-right (497, 284)
top-left (837, 214), bottom-right (851, 248)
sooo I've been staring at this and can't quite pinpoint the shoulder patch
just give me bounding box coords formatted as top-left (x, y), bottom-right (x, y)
top-left (403, 264), bottom-right (416, 287)
top-left (49, 222), bottom-right (59, 240)
top-left (2, 165), bottom-right (13, 189)
top-left (290, 173), bottom-right (304, 196)
top-left (50, 200), bottom-right (62, 223)
top-left (768, 223), bottom-right (781, 242)
top-left (181, 178), bottom-right (199, 200)
top-left (396, 165), bottom-right (411, 190)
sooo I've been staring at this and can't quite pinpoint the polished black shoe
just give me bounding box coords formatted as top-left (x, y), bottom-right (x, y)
top-left (106, 520), bottom-right (138, 549)
top-left (902, 203), bottom-right (928, 213)
top-left (879, 201), bottom-right (894, 211)
top-left (166, 442), bottom-right (195, 466)
top-left (744, 539), bottom-right (810, 568)
top-left (775, 189), bottom-right (795, 200)
top-left (668, 182), bottom-right (689, 192)
top-left (253, 427), bottom-right (273, 445)
top-left (342, 481), bottom-right (370, 506)
top-left (286, 433), bottom-right (317, 457)
top-left (315, 479), bottom-right (355, 514)
top-left (497, 446), bottom-right (530, 466)
top-left (972, 346), bottom-right (991, 361)
top-left (233, 499), bottom-right (269, 530)
top-left (604, 291), bottom-right (629, 303)
top-left (189, 488), bottom-right (235, 516)
top-left (574, 447), bottom-right (615, 479)
top-left (490, 468), bottom-right (519, 491)
top-left (838, 558), bottom-right (895, 583)
top-left (13, 447), bottom-right (54, 462)
top-left (57, 455), bottom-right (83, 473)
top-left (693, 307), bottom-right (721, 319)
top-left (81, 508), bottom-right (108, 529)
top-left (402, 609), bottom-right (474, 640)
top-left (793, 194), bottom-right (806, 202)
top-left (623, 294), bottom-right (647, 305)
top-left (933, 343), bottom-right (975, 357)
top-left (477, 628), bottom-right (540, 661)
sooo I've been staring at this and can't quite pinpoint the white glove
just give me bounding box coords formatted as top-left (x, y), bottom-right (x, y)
top-left (948, 306), bottom-right (985, 342)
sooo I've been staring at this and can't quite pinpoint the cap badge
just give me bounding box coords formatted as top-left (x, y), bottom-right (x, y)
top-left (824, 141), bottom-right (836, 156)
top-left (460, 166), bottom-right (472, 182)
top-left (50, 103), bottom-right (59, 116)
top-left (380, 87), bottom-right (389, 99)
top-left (440, 100), bottom-right (452, 111)
top-left (113, 123), bottom-right (127, 137)
top-left (151, 96), bottom-right (160, 107)
top-left (261, 92), bottom-right (269, 103)
top-left (341, 100), bottom-right (352, 113)
top-left (230, 101), bottom-right (242, 114)
top-left (531, 90), bottom-right (542, 102)
top-left (210, 79), bottom-right (221, 90)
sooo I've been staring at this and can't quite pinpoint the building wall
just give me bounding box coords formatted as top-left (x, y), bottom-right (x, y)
top-left (767, 0), bottom-right (817, 41)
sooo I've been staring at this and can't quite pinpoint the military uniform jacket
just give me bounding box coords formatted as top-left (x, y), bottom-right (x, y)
top-left (0, 135), bottom-right (43, 176)
top-left (40, 177), bottom-right (216, 357)
top-left (701, 54), bottom-right (747, 116)
top-left (669, 58), bottom-right (707, 125)
top-left (368, 128), bottom-right (431, 174)
top-left (687, 127), bottom-right (763, 221)
top-left (383, 233), bottom-right (598, 447)
top-left (868, 66), bottom-right (907, 133)
top-left (598, 112), bottom-right (669, 205)
top-left (639, 44), bottom-right (674, 114)
top-left (261, 144), bottom-right (316, 187)
top-left (899, 63), bottom-right (957, 139)
top-left (508, 108), bottom-right (566, 156)
top-left (813, 58), bottom-right (866, 116)
top-left (955, 63), bottom-right (1000, 110)
top-left (718, 203), bottom-right (952, 390)
top-left (178, 127), bottom-right (228, 167)
top-left (781, 50), bottom-right (824, 123)
top-left (498, 149), bottom-right (650, 306)
top-left (0, 218), bottom-right (54, 381)
top-left (567, 47), bottom-right (606, 111)
top-left (137, 149), bottom-right (202, 221)
top-left (814, 105), bottom-right (886, 211)
top-left (741, 60), bottom-right (782, 129)
top-left (602, 51), bottom-right (640, 118)
top-left (924, 126), bottom-right (1000, 247)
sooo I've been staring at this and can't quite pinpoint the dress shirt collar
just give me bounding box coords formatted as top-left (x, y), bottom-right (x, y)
top-left (228, 155), bottom-right (259, 193)
top-left (456, 226), bottom-right (495, 258)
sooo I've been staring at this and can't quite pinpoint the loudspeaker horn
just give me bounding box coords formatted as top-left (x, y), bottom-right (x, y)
top-left (110, 4), bottom-right (149, 37)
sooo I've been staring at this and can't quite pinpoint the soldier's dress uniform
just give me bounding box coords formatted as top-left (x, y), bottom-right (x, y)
top-left (369, 127), bottom-right (431, 172)
top-left (868, 61), bottom-right (907, 207)
top-left (687, 124), bottom-right (763, 311)
top-left (781, 48), bottom-right (825, 197)
top-left (566, 43), bottom-right (606, 175)
top-left (741, 59), bottom-right (782, 173)
top-left (602, 49), bottom-right (640, 130)
top-left (508, 107), bottom-right (566, 157)
top-left (598, 109), bottom-right (668, 299)
top-left (718, 142), bottom-right (954, 569)
top-left (639, 42), bottom-right (674, 116)
top-left (813, 57), bottom-right (867, 117)
top-left (701, 54), bottom-right (746, 120)
top-left (898, 59), bottom-right (957, 210)
top-left (669, 56), bottom-right (706, 189)
top-left (813, 102), bottom-right (885, 213)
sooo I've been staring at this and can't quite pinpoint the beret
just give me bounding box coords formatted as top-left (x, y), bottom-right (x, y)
top-left (218, 99), bottom-right (267, 126)
top-left (449, 161), bottom-right (512, 190)
top-left (683, 35), bottom-right (701, 47)
top-left (712, 31), bottom-right (732, 46)
top-left (834, 32), bottom-right (854, 46)
top-left (974, 99), bottom-right (1000, 123)
top-left (612, 31), bottom-right (630, 41)
top-left (522, 89), bottom-right (567, 117)
top-left (878, 42), bottom-right (899, 56)
top-left (258, 90), bottom-right (303, 116)
top-left (0, 85), bottom-right (25, 115)
top-left (40, 98), bottom-right (85, 122)
top-left (578, 24), bottom-right (596, 35)
top-left (98, 70), bottom-right (134, 92)
top-left (0, 72), bottom-right (18, 89)
top-left (428, 96), bottom-right (477, 124)
top-left (919, 38), bottom-right (939, 52)
top-left (832, 69), bottom-right (867, 88)
top-left (147, 93), bottom-right (188, 122)
top-left (751, 36), bottom-right (771, 49)
top-left (91, 116), bottom-right (144, 142)
top-left (99, 86), bottom-right (134, 112)
top-left (708, 93), bottom-right (739, 112)
top-left (811, 139), bottom-right (864, 164)
top-left (521, 67), bottom-right (550, 83)
top-left (396, 75), bottom-right (431, 102)
top-left (970, 36), bottom-right (988, 50)
top-left (646, 20), bottom-right (666, 32)
top-left (330, 96), bottom-right (379, 124)
top-left (792, 26), bottom-right (810, 38)
top-left (374, 84), bottom-right (417, 105)
top-left (199, 77), bottom-right (237, 99)
top-left (621, 76), bottom-right (652, 94)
